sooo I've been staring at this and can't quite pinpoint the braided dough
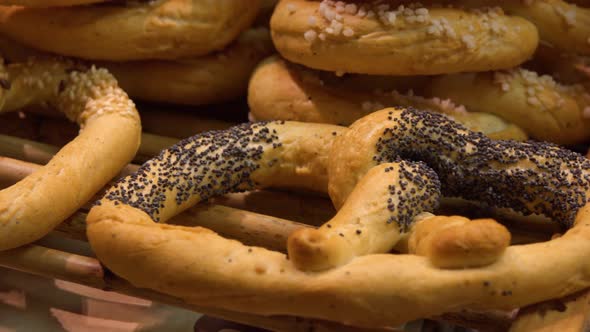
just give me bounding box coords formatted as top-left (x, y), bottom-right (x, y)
top-left (0, 58), bottom-right (141, 250)
top-left (248, 56), bottom-right (528, 141)
top-left (427, 68), bottom-right (590, 145)
top-left (270, 0), bottom-right (539, 75)
top-left (102, 28), bottom-right (274, 105)
top-left (0, 0), bottom-right (262, 61)
top-left (87, 108), bottom-right (590, 327)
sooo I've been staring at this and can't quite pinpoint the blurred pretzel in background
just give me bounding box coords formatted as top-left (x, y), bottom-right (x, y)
top-left (87, 107), bottom-right (590, 328)
top-left (250, 0), bottom-right (590, 145)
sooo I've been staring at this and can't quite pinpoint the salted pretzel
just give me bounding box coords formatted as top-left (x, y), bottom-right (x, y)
top-left (479, 0), bottom-right (590, 55)
top-left (249, 56), bottom-right (528, 141)
top-left (0, 57), bottom-right (141, 250)
top-left (0, 0), bottom-right (262, 61)
top-left (87, 107), bottom-right (590, 327)
top-left (428, 67), bottom-right (590, 145)
top-left (270, 0), bottom-right (539, 75)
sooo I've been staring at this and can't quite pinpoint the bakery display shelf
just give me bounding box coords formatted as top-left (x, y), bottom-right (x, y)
top-left (0, 132), bottom-right (588, 332)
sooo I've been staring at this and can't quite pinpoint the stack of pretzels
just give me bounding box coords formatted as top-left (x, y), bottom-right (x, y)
top-left (250, 0), bottom-right (590, 145)
top-left (1, 0), bottom-right (590, 331)
top-left (0, 0), bottom-right (273, 106)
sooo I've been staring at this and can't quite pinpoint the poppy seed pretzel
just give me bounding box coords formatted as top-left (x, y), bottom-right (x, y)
top-left (0, 0), bottom-right (262, 61)
top-left (0, 57), bottom-right (141, 250)
top-left (270, 0), bottom-right (539, 75)
top-left (87, 107), bottom-right (590, 327)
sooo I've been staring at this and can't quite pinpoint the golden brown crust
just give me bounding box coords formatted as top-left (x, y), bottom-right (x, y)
top-left (0, 58), bottom-right (141, 250)
top-left (102, 28), bottom-right (274, 105)
top-left (408, 215), bottom-right (511, 269)
top-left (495, 0), bottom-right (590, 55)
top-left (0, 0), bottom-right (262, 61)
top-left (248, 56), bottom-right (528, 140)
top-left (287, 162), bottom-right (440, 271)
top-left (427, 68), bottom-right (590, 145)
top-left (270, 0), bottom-right (539, 75)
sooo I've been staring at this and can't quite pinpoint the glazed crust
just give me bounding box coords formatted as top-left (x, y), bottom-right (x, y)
top-left (270, 0), bottom-right (539, 75)
top-left (0, 58), bottom-right (141, 250)
top-left (248, 56), bottom-right (528, 141)
top-left (0, 0), bottom-right (261, 61)
top-left (87, 108), bottom-right (590, 327)
top-left (102, 28), bottom-right (274, 105)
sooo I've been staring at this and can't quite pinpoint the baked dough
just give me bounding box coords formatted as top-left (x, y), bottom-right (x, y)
top-left (102, 28), bottom-right (274, 105)
top-left (0, 0), bottom-right (105, 6)
top-left (0, 58), bottom-right (140, 250)
top-left (270, 0), bottom-right (539, 75)
top-left (0, 0), bottom-right (262, 60)
top-left (87, 108), bottom-right (590, 327)
top-left (475, 0), bottom-right (590, 55)
top-left (428, 68), bottom-right (590, 145)
top-left (248, 56), bottom-right (528, 141)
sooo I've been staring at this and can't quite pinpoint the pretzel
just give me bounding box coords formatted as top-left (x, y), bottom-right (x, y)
top-left (0, 0), bottom-right (262, 61)
top-left (527, 44), bottom-right (590, 87)
top-left (491, 0), bottom-right (590, 55)
top-left (270, 0), bottom-right (539, 75)
top-left (87, 107), bottom-right (590, 327)
top-left (102, 28), bottom-right (274, 106)
top-left (249, 56), bottom-right (529, 141)
top-left (0, 57), bottom-right (140, 250)
top-left (427, 67), bottom-right (590, 145)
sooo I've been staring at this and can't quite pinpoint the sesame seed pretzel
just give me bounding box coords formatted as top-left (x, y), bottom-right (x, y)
top-left (87, 107), bottom-right (590, 328)
top-left (0, 0), bottom-right (262, 61)
top-left (0, 57), bottom-right (141, 250)
top-left (270, 0), bottom-right (539, 75)
top-left (248, 55), bottom-right (529, 141)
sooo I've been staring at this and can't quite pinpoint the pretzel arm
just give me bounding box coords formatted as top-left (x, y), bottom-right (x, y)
top-left (0, 58), bottom-right (140, 250)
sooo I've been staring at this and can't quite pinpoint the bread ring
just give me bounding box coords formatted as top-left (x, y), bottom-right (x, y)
top-left (427, 68), bottom-right (590, 145)
top-left (0, 0), bottom-right (105, 7)
top-left (87, 107), bottom-right (590, 327)
top-left (270, 0), bottom-right (539, 75)
top-left (0, 58), bottom-right (141, 250)
top-left (248, 56), bottom-right (528, 140)
top-left (102, 28), bottom-right (274, 105)
top-left (0, 0), bottom-right (262, 61)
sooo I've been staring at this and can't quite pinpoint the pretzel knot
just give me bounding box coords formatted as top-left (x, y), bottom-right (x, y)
top-left (0, 57), bottom-right (141, 250)
top-left (87, 108), bottom-right (590, 327)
